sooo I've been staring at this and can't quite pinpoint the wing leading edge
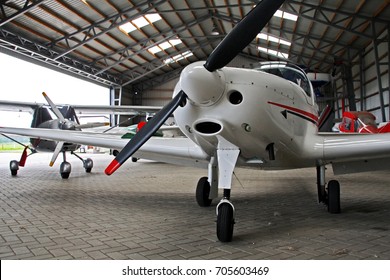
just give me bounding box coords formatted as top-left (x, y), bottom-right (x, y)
top-left (0, 126), bottom-right (210, 169)
top-left (0, 100), bottom-right (162, 116)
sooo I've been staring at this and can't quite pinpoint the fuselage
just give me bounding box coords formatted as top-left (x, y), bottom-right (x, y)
top-left (173, 61), bottom-right (323, 170)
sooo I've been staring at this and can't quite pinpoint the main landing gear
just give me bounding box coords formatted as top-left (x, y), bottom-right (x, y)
top-left (9, 150), bottom-right (93, 179)
top-left (317, 165), bottom-right (341, 213)
top-left (196, 162), bottom-right (341, 242)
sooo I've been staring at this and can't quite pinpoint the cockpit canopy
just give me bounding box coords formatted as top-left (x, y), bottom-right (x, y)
top-left (255, 62), bottom-right (313, 98)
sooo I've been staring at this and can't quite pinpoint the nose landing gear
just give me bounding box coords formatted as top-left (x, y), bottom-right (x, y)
top-left (195, 137), bottom-right (240, 242)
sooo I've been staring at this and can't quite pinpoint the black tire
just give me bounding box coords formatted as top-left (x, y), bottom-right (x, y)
top-left (327, 180), bottom-right (341, 214)
top-left (217, 203), bottom-right (234, 242)
top-left (196, 177), bottom-right (212, 207)
top-left (61, 172), bottom-right (70, 179)
top-left (10, 160), bottom-right (19, 176)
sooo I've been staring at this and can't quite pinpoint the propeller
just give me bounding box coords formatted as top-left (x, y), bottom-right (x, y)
top-left (50, 141), bottom-right (64, 167)
top-left (42, 92), bottom-right (66, 123)
top-left (204, 0), bottom-right (286, 72)
top-left (105, 90), bottom-right (187, 175)
top-left (105, 0), bottom-right (285, 175)
top-left (42, 92), bottom-right (70, 166)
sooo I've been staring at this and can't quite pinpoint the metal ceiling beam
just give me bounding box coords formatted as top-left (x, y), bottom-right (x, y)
top-left (0, 0), bottom-right (47, 27)
top-left (288, 0), bottom-right (389, 24)
top-left (133, 67), bottom-right (183, 92)
top-left (94, 15), bottom-right (210, 75)
top-left (0, 28), bottom-right (121, 87)
top-left (121, 39), bottom-right (214, 87)
top-left (213, 13), bottom-right (345, 67)
top-left (51, 0), bottom-right (167, 60)
top-left (286, 1), bottom-right (384, 40)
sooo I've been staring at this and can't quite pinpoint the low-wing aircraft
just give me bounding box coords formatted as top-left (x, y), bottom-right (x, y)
top-left (0, 93), bottom-right (161, 178)
top-left (2, 0), bottom-right (390, 242)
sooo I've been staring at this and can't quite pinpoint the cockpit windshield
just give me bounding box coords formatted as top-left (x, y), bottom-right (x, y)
top-left (255, 62), bottom-right (312, 98)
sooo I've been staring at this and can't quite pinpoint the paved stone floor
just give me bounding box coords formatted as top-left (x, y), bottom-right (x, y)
top-left (1, 152), bottom-right (390, 260)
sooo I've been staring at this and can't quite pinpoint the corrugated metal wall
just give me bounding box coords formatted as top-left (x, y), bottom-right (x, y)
top-left (333, 27), bottom-right (389, 123)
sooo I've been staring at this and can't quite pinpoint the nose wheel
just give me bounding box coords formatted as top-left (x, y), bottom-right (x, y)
top-left (216, 198), bottom-right (235, 242)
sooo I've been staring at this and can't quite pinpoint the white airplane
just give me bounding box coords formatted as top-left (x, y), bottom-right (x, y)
top-left (1, 0), bottom-right (390, 242)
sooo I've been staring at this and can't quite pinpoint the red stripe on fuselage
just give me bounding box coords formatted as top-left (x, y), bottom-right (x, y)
top-left (268, 101), bottom-right (318, 124)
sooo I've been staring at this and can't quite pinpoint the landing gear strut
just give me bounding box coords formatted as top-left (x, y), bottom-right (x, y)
top-left (71, 151), bottom-right (93, 173)
top-left (316, 165), bottom-right (341, 213)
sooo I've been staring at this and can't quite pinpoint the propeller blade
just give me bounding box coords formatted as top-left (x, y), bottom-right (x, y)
top-left (50, 141), bottom-right (64, 167)
top-left (105, 90), bottom-right (187, 175)
top-left (42, 92), bottom-right (66, 122)
top-left (204, 0), bottom-right (286, 72)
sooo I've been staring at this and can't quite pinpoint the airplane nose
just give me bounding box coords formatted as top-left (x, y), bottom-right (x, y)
top-left (179, 61), bottom-right (226, 106)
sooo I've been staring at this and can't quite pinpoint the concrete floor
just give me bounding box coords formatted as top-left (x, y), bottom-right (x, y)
top-left (0, 152), bottom-right (390, 260)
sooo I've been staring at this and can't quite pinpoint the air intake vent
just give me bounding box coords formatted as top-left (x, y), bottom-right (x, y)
top-left (194, 122), bottom-right (222, 134)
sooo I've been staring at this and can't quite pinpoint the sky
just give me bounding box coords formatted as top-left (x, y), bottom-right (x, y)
top-left (0, 52), bottom-right (110, 127)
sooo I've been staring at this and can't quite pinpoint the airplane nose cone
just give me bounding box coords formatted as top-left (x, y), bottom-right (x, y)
top-left (179, 61), bottom-right (226, 106)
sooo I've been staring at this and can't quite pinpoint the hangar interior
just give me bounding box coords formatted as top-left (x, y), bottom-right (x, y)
top-left (1, 0), bottom-right (390, 260)
top-left (0, 0), bottom-right (389, 124)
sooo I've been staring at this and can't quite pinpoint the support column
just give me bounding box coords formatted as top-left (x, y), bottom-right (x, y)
top-left (372, 21), bottom-right (386, 122)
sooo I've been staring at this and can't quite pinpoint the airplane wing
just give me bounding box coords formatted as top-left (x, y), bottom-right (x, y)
top-left (0, 100), bottom-right (162, 115)
top-left (318, 132), bottom-right (390, 175)
top-left (0, 126), bottom-right (209, 169)
top-left (0, 100), bottom-right (42, 113)
top-left (70, 104), bottom-right (162, 116)
top-left (3, 126), bottom-right (390, 174)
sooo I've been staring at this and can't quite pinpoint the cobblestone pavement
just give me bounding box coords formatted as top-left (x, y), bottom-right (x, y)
top-left (1, 152), bottom-right (389, 260)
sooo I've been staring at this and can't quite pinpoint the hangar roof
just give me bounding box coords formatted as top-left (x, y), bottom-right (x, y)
top-left (0, 0), bottom-right (389, 91)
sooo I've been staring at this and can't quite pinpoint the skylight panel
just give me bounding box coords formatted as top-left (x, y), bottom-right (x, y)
top-left (132, 17), bottom-right (149, 29)
top-left (148, 46), bottom-right (162, 54)
top-left (145, 13), bottom-right (162, 23)
top-left (164, 51), bottom-right (193, 64)
top-left (258, 47), bottom-right (289, 59)
top-left (274, 10), bottom-right (298, 21)
top-left (119, 13), bottom-right (162, 34)
top-left (120, 22), bottom-right (136, 33)
top-left (257, 33), bottom-right (292, 47)
top-left (159, 41), bottom-right (172, 50)
top-left (148, 38), bottom-right (183, 55)
top-left (169, 39), bottom-right (182, 46)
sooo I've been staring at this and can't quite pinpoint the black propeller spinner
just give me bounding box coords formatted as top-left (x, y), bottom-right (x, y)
top-left (105, 0), bottom-right (286, 175)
